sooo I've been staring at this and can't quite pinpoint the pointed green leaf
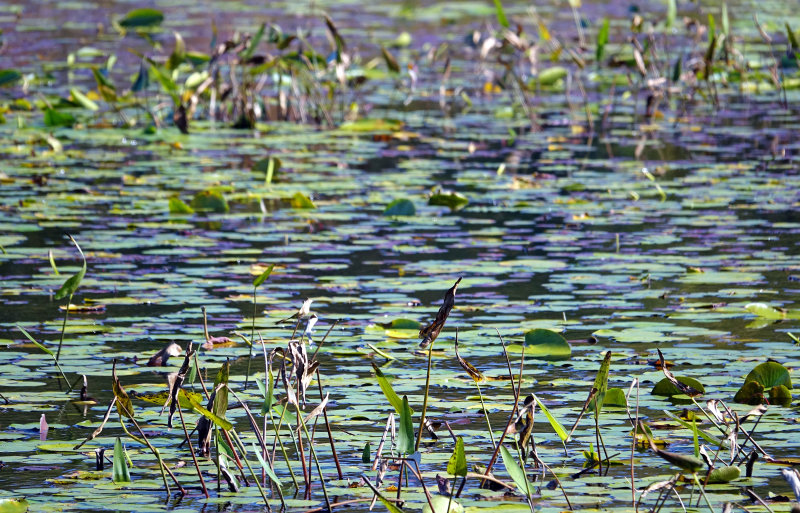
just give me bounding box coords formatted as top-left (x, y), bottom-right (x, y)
top-left (533, 395), bottom-right (569, 443)
top-left (69, 88), bottom-right (99, 111)
top-left (168, 197), bottom-right (194, 214)
top-left (591, 351), bottom-right (612, 417)
top-left (252, 442), bottom-right (282, 486)
top-left (596, 18), bottom-right (609, 62)
top-left (290, 192), bottom-right (316, 209)
top-left (397, 395), bottom-right (415, 455)
top-left (447, 436), bottom-right (467, 477)
top-left (182, 390), bottom-right (233, 431)
top-left (112, 437), bottom-right (131, 483)
top-left (254, 264), bottom-right (275, 288)
top-left (362, 442), bottom-right (371, 463)
top-left (493, 0), bottom-right (509, 28)
top-left (372, 363), bottom-right (413, 414)
top-left (500, 444), bottom-right (533, 498)
top-left (18, 325), bottom-right (54, 357)
top-left (54, 236), bottom-right (86, 300)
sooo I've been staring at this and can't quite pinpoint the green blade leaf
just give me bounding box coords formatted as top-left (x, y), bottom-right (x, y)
top-left (447, 436), bottom-right (467, 477)
top-left (112, 437), bottom-right (131, 483)
top-left (533, 394), bottom-right (569, 443)
top-left (182, 389), bottom-right (233, 431)
top-left (54, 236), bottom-right (86, 300)
top-left (591, 351), bottom-right (612, 418)
top-left (397, 395), bottom-right (415, 455)
top-left (499, 444), bottom-right (533, 498)
top-left (253, 264), bottom-right (275, 288)
top-left (596, 18), bottom-right (609, 62)
top-left (362, 442), bottom-right (371, 463)
top-left (372, 363), bottom-right (413, 415)
top-left (18, 325), bottom-right (54, 356)
top-left (252, 442), bottom-right (282, 486)
top-left (69, 88), bottom-right (99, 111)
top-left (493, 0), bottom-right (510, 28)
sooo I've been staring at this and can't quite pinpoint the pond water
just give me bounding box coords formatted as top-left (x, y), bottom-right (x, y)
top-left (1, 1), bottom-right (800, 512)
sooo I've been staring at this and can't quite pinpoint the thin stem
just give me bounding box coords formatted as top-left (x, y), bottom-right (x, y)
top-left (177, 401), bottom-right (208, 497)
top-left (246, 286), bottom-right (258, 388)
top-left (415, 340), bottom-right (435, 452)
top-left (295, 402), bottom-right (331, 511)
top-left (475, 382), bottom-right (495, 448)
top-left (56, 293), bottom-right (72, 361)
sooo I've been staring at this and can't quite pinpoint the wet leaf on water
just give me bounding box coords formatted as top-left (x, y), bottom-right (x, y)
top-left (734, 380), bottom-right (765, 405)
top-left (422, 495), bottom-right (464, 513)
top-left (428, 191), bottom-right (468, 212)
top-left (383, 198), bottom-right (416, 216)
top-left (707, 465), bottom-right (741, 484)
top-left (652, 376), bottom-right (706, 397)
top-left (118, 8), bottom-right (164, 28)
top-left (112, 437), bottom-right (131, 483)
top-left (290, 192), bottom-right (316, 209)
top-left (523, 329), bottom-right (571, 361)
top-left (191, 189), bottom-right (229, 213)
top-left (69, 88), bottom-right (99, 111)
top-left (769, 385), bottom-right (792, 406)
top-left (43, 108), bottom-right (75, 128)
top-left (339, 118), bottom-right (403, 132)
top-left (0, 70), bottom-right (22, 87)
top-left (0, 498), bottom-right (28, 513)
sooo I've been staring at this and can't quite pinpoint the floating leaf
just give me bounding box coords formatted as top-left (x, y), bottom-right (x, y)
top-left (69, 88), bottom-right (99, 111)
top-left (397, 395), bottom-right (415, 455)
top-left (707, 465), bottom-right (741, 484)
top-left (385, 319), bottom-right (421, 330)
top-left (536, 66), bottom-right (568, 86)
top-left (0, 499), bottom-right (28, 513)
top-left (290, 192), bottom-right (316, 209)
top-left (253, 156), bottom-right (281, 184)
top-left (745, 303), bottom-right (800, 319)
top-left (523, 329), bottom-right (571, 361)
top-left (422, 496), bottom-right (464, 513)
top-left (428, 191), bottom-right (468, 211)
top-left (744, 361), bottom-right (792, 389)
top-left (0, 69), bottom-right (22, 87)
top-left (447, 436), bottom-right (467, 477)
top-left (191, 189), bottom-right (229, 213)
top-left (734, 380), bottom-right (765, 405)
top-left (112, 437), bottom-right (131, 483)
top-left (43, 108), bottom-right (76, 127)
top-left (118, 8), bottom-right (164, 28)
top-left (652, 376), bottom-right (706, 397)
top-left (383, 198), bottom-right (416, 216)
top-left (769, 385), bottom-right (792, 406)
top-left (339, 118), bottom-right (403, 132)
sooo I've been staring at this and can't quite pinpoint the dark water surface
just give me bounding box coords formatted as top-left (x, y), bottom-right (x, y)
top-left (1, 1), bottom-right (800, 512)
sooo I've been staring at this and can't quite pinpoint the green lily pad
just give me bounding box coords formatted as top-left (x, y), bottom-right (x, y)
top-left (383, 198), bottom-right (416, 216)
top-left (652, 376), bottom-right (706, 397)
top-left (191, 189), bottom-right (229, 213)
top-left (523, 329), bottom-right (571, 361)
top-left (429, 192), bottom-right (469, 211)
top-left (744, 361), bottom-right (792, 389)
